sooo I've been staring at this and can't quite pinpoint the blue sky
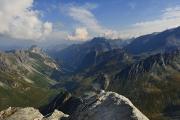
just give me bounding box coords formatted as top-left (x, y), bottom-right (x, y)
top-left (33, 0), bottom-right (180, 40)
top-left (1, 0), bottom-right (180, 43)
top-left (34, 0), bottom-right (180, 28)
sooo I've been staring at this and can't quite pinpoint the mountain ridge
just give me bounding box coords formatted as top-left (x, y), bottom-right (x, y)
top-left (125, 26), bottom-right (180, 55)
top-left (0, 46), bottom-right (61, 110)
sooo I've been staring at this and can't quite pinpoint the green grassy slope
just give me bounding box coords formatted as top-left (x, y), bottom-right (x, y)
top-left (0, 49), bottom-right (61, 110)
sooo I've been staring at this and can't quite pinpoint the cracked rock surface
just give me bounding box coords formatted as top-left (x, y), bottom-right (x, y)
top-left (69, 91), bottom-right (149, 120)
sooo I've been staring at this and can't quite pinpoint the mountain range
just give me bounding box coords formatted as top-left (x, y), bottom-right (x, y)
top-left (1, 26), bottom-right (180, 120)
top-left (49, 37), bottom-right (129, 71)
top-left (125, 27), bottom-right (180, 55)
top-left (47, 26), bottom-right (180, 120)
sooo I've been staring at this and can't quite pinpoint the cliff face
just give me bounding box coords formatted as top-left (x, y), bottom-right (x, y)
top-left (0, 91), bottom-right (149, 120)
top-left (40, 91), bottom-right (83, 115)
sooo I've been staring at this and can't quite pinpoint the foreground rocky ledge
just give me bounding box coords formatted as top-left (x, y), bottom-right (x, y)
top-left (0, 91), bottom-right (149, 120)
top-left (69, 91), bottom-right (149, 120)
top-left (0, 107), bottom-right (68, 120)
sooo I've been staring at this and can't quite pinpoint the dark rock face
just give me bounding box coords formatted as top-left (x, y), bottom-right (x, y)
top-left (93, 73), bottom-right (110, 90)
top-left (40, 91), bottom-right (83, 115)
top-left (163, 105), bottom-right (180, 119)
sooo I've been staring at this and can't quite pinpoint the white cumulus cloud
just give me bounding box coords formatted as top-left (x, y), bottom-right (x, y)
top-left (68, 27), bottom-right (89, 41)
top-left (68, 6), bottom-right (104, 34)
top-left (67, 4), bottom-right (118, 40)
top-left (0, 0), bottom-right (52, 40)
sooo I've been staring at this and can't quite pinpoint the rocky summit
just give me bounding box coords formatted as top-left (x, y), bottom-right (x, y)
top-left (0, 91), bottom-right (149, 120)
top-left (69, 91), bottom-right (149, 120)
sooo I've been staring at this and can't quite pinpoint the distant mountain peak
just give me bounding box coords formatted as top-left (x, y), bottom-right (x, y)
top-left (90, 37), bottom-right (108, 42)
top-left (30, 45), bottom-right (42, 53)
top-left (126, 26), bottom-right (180, 54)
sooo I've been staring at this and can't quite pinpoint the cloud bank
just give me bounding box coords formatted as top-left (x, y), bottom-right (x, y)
top-left (68, 27), bottom-right (89, 41)
top-left (0, 0), bottom-right (52, 40)
top-left (66, 4), bottom-right (118, 40)
top-left (1, 1), bottom-right (180, 43)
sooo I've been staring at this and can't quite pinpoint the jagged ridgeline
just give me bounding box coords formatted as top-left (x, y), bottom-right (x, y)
top-left (109, 49), bottom-right (180, 119)
top-left (1, 26), bottom-right (180, 120)
top-left (0, 46), bottom-right (62, 110)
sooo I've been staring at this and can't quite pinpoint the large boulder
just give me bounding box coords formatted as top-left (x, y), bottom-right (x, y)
top-left (0, 107), bottom-right (43, 120)
top-left (43, 110), bottom-right (69, 120)
top-left (69, 91), bottom-right (149, 120)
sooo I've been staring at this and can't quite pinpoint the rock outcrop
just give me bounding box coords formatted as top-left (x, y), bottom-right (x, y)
top-left (43, 110), bottom-right (69, 120)
top-left (0, 91), bottom-right (149, 120)
top-left (0, 107), bottom-right (68, 120)
top-left (0, 107), bottom-right (43, 120)
top-left (40, 91), bottom-right (83, 115)
top-left (69, 91), bottom-right (149, 120)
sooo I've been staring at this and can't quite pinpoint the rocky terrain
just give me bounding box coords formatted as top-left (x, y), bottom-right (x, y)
top-left (0, 107), bottom-right (68, 120)
top-left (0, 91), bottom-right (149, 120)
top-left (46, 27), bottom-right (180, 120)
top-left (109, 49), bottom-right (180, 119)
top-left (0, 46), bottom-right (61, 110)
top-left (69, 91), bottom-right (149, 120)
